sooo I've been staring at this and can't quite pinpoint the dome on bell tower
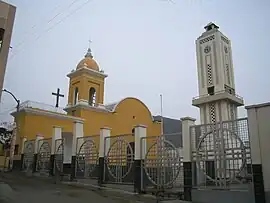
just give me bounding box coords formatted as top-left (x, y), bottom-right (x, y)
top-left (76, 47), bottom-right (99, 71)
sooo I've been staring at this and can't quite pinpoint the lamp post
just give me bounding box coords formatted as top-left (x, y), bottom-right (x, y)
top-left (2, 89), bottom-right (20, 112)
top-left (2, 89), bottom-right (20, 171)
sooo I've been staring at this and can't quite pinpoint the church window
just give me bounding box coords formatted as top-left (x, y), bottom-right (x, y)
top-left (89, 87), bottom-right (96, 106)
top-left (207, 86), bottom-right (214, 95)
top-left (74, 87), bottom-right (79, 105)
top-left (72, 110), bottom-right (76, 116)
top-left (14, 145), bottom-right (19, 155)
top-left (0, 28), bottom-right (5, 52)
top-left (132, 128), bottom-right (135, 136)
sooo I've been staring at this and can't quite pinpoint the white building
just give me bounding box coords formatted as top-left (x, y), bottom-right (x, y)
top-left (192, 22), bottom-right (244, 124)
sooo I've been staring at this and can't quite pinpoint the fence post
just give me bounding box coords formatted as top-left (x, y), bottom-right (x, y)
top-left (20, 137), bottom-right (27, 170)
top-left (246, 104), bottom-right (270, 203)
top-left (51, 126), bottom-right (62, 176)
top-left (71, 120), bottom-right (84, 181)
top-left (181, 117), bottom-right (196, 201)
top-left (98, 127), bottom-right (111, 185)
top-left (33, 134), bottom-right (44, 173)
top-left (134, 125), bottom-right (147, 193)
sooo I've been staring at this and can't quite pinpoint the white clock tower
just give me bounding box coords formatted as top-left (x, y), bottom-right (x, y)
top-left (192, 22), bottom-right (244, 124)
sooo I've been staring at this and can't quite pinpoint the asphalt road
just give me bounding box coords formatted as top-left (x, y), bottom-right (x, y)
top-left (0, 172), bottom-right (125, 203)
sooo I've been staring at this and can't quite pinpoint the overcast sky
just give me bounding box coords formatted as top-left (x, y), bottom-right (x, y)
top-left (0, 0), bottom-right (270, 123)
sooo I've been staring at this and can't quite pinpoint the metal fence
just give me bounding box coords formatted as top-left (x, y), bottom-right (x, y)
top-left (104, 134), bottom-right (135, 184)
top-left (75, 135), bottom-right (99, 179)
top-left (54, 138), bottom-right (64, 175)
top-left (190, 118), bottom-right (252, 190)
top-left (22, 139), bottom-right (35, 172)
top-left (141, 133), bottom-right (183, 197)
top-left (36, 138), bottom-right (52, 175)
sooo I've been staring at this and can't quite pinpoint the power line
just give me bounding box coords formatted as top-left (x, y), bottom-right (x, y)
top-left (14, 1), bottom-right (65, 49)
top-left (9, 0), bottom-right (92, 61)
top-left (11, 0), bottom-right (83, 57)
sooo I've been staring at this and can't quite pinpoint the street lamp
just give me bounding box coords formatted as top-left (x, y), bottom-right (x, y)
top-left (1, 89), bottom-right (20, 171)
top-left (2, 89), bottom-right (20, 112)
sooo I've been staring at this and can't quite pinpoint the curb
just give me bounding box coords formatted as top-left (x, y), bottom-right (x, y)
top-left (63, 181), bottom-right (191, 203)
top-left (63, 181), bottom-right (158, 203)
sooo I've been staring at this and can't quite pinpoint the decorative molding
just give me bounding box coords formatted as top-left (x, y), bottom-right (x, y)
top-left (11, 108), bottom-right (84, 122)
top-left (199, 35), bottom-right (215, 44)
top-left (77, 99), bottom-right (89, 106)
top-left (67, 67), bottom-right (108, 79)
top-left (64, 103), bottom-right (111, 113)
top-left (180, 117), bottom-right (196, 122)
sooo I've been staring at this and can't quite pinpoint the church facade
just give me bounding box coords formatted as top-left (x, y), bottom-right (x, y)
top-left (11, 47), bottom-right (162, 155)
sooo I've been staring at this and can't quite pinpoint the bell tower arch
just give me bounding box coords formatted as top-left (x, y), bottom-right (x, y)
top-left (65, 45), bottom-right (108, 115)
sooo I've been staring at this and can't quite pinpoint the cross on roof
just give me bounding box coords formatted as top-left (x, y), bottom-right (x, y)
top-left (52, 88), bottom-right (64, 108)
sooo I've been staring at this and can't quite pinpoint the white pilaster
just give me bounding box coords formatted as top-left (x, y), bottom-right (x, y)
top-left (181, 117), bottom-right (196, 162)
top-left (72, 121), bottom-right (84, 156)
top-left (246, 103), bottom-right (270, 192)
top-left (34, 134), bottom-right (44, 154)
top-left (99, 127), bottom-right (111, 158)
top-left (21, 137), bottom-right (27, 154)
top-left (134, 125), bottom-right (147, 160)
top-left (52, 126), bottom-right (62, 155)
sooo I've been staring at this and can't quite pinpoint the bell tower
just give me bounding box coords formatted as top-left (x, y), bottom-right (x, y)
top-left (65, 46), bottom-right (108, 115)
top-left (192, 22), bottom-right (244, 124)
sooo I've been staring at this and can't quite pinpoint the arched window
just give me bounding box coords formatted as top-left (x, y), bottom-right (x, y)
top-left (74, 87), bottom-right (79, 105)
top-left (132, 128), bottom-right (135, 136)
top-left (89, 87), bottom-right (96, 106)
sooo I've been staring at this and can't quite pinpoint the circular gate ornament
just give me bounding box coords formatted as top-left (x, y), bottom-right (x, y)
top-left (37, 142), bottom-right (51, 171)
top-left (105, 138), bottom-right (134, 180)
top-left (143, 137), bottom-right (181, 187)
top-left (24, 142), bottom-right (34, 170)
top-left (196, 128), bottom-right (247, 183)
top-left (77, 140), bottom-right (99, 176)
top-left (55, 143), bottom-right (63, 172)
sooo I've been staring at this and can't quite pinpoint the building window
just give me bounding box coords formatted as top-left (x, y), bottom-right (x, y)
top-left (89, 87), bottom-right (96, 106)
top-left (74, 87), bottom-right (79, 105)
top-left (14, 145), bottom-right (19, 155)
top-left (207, 86), bottom-right (215, 95)
top-left (0, 28), bottom-right (5, 52)
top-left (72, 110), bottom-right (76, 116)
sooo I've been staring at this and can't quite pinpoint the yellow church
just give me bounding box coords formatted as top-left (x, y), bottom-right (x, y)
top-left (11, 47), bottom-right (162, 155)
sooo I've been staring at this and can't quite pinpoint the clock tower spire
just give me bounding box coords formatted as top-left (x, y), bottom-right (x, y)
top-left (192, 22), bottom-right (244, 124)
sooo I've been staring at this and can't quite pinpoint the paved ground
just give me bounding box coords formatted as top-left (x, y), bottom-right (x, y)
top-left (0, 171), bottom-right (191, 203)
top-left (0, 172), bottom-right (130, 203)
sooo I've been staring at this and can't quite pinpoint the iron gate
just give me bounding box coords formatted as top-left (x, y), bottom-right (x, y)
top-left (104, 134), bottom-right (134, 184)
top-left (23, 139), bottom-right (35, 172)
top-left (190, 118), bottom-right (252, 189)
top-left (36, 138), bottom-right (52, 175)
top-left (141, 135), bottom-right (183, 197)
top-left (54, 138), bottom-right (64, 175)
top-left (76, 135), bottom-right (99, 179)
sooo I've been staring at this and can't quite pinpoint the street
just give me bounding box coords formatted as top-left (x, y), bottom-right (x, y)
top-left (0, 172), bottom-right (127, 203)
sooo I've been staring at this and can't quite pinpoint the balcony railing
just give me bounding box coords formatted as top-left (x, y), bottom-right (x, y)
top-left (192, 90), bottom-right (243, 101)
top-left (19, 100), bottom-right (67, 114)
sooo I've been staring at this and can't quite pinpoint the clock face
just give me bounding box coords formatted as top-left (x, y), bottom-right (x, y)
top-left (204, 46), bottom-right (211, 54)
top-left (224, 46), bottom-right (228, 53)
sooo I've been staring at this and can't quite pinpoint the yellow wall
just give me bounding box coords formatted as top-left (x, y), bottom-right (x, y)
top-left (81, 98), bottom-right (161, 140)
top-left (24, 114), bottom-right (74, 139)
